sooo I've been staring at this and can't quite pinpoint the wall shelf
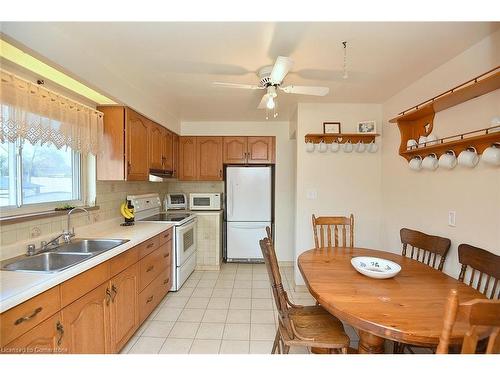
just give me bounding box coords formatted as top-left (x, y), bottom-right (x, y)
top-left (401, 128), bottom-right (500, 160)
top-left (305, 133), bottom-right (379, 144)
top-left (388, 66), bottom-right (500, 160)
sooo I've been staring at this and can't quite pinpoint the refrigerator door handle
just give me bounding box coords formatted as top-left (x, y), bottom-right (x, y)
top-left (229, 181), bottom-right (234, 217)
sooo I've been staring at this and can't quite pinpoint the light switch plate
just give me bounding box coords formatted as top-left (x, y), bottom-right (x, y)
top-left (448, 211), bottom-right (456, 227)
top-left (306, 189), bottom-right (317, 200)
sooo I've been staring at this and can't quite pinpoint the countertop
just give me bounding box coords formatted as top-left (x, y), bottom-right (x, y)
top-left (0, 219), bottom-right (173, 313)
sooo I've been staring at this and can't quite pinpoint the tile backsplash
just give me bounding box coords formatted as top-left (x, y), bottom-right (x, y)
top-left (0, 181), bottom-right (169, 248)
top-left (167, 181), bottom-right (223, 194)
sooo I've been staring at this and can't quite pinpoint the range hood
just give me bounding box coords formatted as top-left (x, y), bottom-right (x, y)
top-left (149, 169), bottom-right (174, 182)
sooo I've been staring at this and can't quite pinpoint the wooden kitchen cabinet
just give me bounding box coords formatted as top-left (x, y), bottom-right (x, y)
top-left (162, 128), bottom-right (174, 171)
top-left (197, 137), bottom-right (223, 180)
top-left (3, 313), bottom-right (63, 354)
top-left (247, 136), bottom-right (275, 163)
top-left (126, 108), bottom-right (150, 181)
top-left (172, 133), bottom-right (179, 178)
top-left (223, 136), bottom-right (247, 164)
top-left (149, 122), bottom-right (163, 170)
top-left (60, 282), bottom-right (111, 354)
top-left (178, 136), bottom-right (198, 180)
top-left (222, 136), bottom-right (275, 164)
top-left (109, 263), bottom-right (139, 353)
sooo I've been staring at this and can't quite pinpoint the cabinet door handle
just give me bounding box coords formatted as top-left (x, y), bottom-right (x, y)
top-left (163, 278), bottom-right (169, 285)
top-left (56, 321), bottom-right (64, 346)
top-left (105, 288), bottom-right (112, 305)
top-left (163, 252), bottom-right (170, 259)
top-left (127, 161), bottom-right (131, 174)
top-left (111, 285), bottom-right (118, 302)
top-left (219, 169), bottom-right (222, 178)
top-left (146, 265), bottom-right (154, 272)
top-left (146, 295), bottom-right (154, 303)
top-left (14, 307), bottom-right (42, 325)
top-left (146, 243), bottom-right (154, 249)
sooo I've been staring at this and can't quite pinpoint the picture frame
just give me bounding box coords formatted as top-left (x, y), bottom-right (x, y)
top-left (357, 120), bottom-right (377, 134)
top-left (323, 122), bottom-right (342, 134)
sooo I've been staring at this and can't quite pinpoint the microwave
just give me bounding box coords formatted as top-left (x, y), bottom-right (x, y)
top-left (189, 193), bottom-right (222, 211)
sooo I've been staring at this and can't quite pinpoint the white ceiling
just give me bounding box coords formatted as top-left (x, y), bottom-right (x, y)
top-left (1, 22), bottom-right (498, 122)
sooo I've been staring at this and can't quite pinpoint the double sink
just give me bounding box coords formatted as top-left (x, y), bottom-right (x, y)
top-left (0, 239), bottom-right (129, 273)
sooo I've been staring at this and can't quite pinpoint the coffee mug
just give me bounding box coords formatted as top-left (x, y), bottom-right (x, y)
top-left (355, 142), bottom-right (366, 153)
top-left (306, 141), bottom-right (315, 153)
top-left (330, 141), bottom-right (340, 152)
top-left (343, 141), bottom-right (353, 153)
top-left (426, 134), bottom-right (439, 145)
top-left (406, 139), bottom-right (418, 149)
top-left (418, 135), bottom-right (427, 146)
top-left (367, 141), bottom-right (378, 153)
top-left (438, 151), bottom-right (457, 169)
top-left (458, 147), bottom-right (479, 168)
top-left (482, 144), bottom-right (500, 166)
top-left (422, 154), bottom-right (439, 170)
top-left (318, 141), bottom-right (328, 153)
top-left (409, 156), bottom-right (422, 171)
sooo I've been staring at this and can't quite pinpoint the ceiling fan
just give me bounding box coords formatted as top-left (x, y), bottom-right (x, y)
top-left (213, 56), bottom-right (330, 119)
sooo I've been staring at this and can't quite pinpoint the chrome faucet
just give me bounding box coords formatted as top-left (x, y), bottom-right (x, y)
top-left (63, 207), bottom-right (90, 243)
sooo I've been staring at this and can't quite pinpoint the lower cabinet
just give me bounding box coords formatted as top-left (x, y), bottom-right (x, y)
top-left (109, 263), bottom-right (139, 353)
top-left (60, 283), bottom-right (111, 354)
top-left (1, 229), bottom-right (172, 354)
top-left (4, 313), bottom-right (63, 354)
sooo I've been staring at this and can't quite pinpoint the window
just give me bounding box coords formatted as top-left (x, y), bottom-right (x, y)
top-left (0, 140), bottom-right (81, 209)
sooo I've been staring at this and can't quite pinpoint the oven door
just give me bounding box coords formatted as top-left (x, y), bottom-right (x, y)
top-left (176, 218), bottom-right (197, 266)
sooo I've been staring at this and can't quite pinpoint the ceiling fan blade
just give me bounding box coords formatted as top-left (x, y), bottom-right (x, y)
top-left (213, 82), bottom-right (264, 90)
top-left (258, 94), bottom-right (270, 109)
top-left (280, 85), bottom-right (330, 96)
top-left (269, 56), bottom-right (294, 84)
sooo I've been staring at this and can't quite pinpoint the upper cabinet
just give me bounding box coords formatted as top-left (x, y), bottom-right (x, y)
top-left (96, 106), bottom-right (179, 181)
top-left (223, 136), bottom-right (275, 164)
top-left (223, 137), bottom-right (247, 164)
top-left (178, 136), bottom-right (198, 180)
top-left (197, 137), bottom-right (223, 181)
top-left (179, 136), bottom-right (223, 181)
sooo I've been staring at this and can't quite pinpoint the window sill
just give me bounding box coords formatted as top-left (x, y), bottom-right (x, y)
top-left (0, 206), bottom-right (100, 226)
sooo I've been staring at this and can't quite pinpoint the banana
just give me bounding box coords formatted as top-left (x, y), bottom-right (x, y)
top-left (120, 202), bottom-right (133, 219)
top-left (124, 204), bottom-right (134, 218)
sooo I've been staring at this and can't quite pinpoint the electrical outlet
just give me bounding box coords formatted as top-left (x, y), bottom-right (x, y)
top-left (448, 211), bottom-right (456, 227)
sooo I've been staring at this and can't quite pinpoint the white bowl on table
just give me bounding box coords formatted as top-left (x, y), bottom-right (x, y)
top-left (351, 256), bottom-right (401, 279)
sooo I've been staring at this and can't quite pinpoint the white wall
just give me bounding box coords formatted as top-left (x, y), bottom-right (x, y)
top-left (294, 103), bottom-right (383, 284)
top-left (181, 121), bottom-right (295, 262)
top-left (381, 29), bottom-right (500, 279)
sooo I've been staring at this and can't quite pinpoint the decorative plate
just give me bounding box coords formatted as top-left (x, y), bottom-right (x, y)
top-left (350, 256), bottom-right (401, 279)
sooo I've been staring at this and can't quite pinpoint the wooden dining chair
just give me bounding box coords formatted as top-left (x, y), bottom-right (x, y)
top-left (259, 228), bottom-right (350, 354)
top-left (394, 228), bottom-right (451, 353)
top-left (436, 289), bottom-right (500, 354)
top-left (400, 228), bottom-right (451, 271)
top-left (458, 244), bottom-right (500, 300)
top-left (311, 214), bottom-right (354, 249)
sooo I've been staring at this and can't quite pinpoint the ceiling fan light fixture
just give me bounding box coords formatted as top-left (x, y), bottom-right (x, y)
top-left (266, 96), bottom-right (275, 109)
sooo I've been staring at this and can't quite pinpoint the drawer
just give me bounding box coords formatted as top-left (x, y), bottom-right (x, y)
top-left (138, 269), bottom-right (171, 323)
top-left (156, 269), bottom-right (172, 302)
top-left (109, 246), bottom-right (139, 277)
top-left (139, 247), bottom-right (166, 291)
top-left (159, 228), bottom-right (173, 246)
top-left (137, 235), bottom-right (161, 259)
top-left (1, 286), bottom-right (61, 347)
top-left (60, 262), bottom-right (110, 307)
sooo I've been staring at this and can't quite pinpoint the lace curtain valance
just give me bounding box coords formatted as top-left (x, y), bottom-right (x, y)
top-left (0, 69), bottom-right (104, 155)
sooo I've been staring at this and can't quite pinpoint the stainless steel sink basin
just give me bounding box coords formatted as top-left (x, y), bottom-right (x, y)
top-left (54, 239), bottom-right (129, 255)
top-left (0, 238), bottom-right (130, 273)
top-left (1, 252), bottom-right (93, 272)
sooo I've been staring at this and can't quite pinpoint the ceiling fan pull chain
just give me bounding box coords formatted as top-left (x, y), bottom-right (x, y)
top-left (342, 41), bottom-right (349, 80)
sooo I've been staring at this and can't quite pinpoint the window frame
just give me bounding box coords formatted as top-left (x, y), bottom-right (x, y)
top-left (0, 139), bottom-right (95, 218)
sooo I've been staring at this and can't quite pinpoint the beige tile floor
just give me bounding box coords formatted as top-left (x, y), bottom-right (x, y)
top-left (121, 263), bottom-right (359, 354)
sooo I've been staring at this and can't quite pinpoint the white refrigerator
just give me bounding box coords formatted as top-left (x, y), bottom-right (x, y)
top-left (225, 166), bottom-right (272, 261)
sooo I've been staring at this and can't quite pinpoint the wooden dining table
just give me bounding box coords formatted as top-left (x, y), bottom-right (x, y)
top-left (298, 247), bottom-right (486, 354)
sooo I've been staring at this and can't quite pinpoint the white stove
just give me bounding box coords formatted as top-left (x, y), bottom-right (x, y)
top-left (127, 193), bottom-right (197, 291)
